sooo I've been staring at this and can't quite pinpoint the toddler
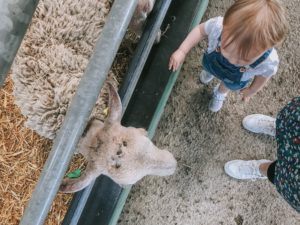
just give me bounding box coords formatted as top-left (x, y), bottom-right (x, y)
top-left (169, 0), bottom-right (288, 112)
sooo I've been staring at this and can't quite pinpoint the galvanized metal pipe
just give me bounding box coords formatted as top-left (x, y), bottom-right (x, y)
top-left (0, 0), bottom-right (39, 86)
top-left (19, 0), bottom-right (139, 224)
top-left (119, 0), bottom-right (173, 115)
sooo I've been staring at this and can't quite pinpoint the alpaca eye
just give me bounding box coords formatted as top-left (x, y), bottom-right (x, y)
top-left (122, 141), bottom-right (127, 147)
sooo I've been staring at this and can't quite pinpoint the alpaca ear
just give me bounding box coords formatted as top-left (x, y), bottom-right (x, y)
top-left (106, 82), bottom-right (122, 124)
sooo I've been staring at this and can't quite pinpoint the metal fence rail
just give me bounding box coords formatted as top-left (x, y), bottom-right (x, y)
top-left (19, 0), bottom-right (139, 224)
top-left (0, 0), bottom-right (39, 86)
top-left (119, 0), bottom-right (173, 113)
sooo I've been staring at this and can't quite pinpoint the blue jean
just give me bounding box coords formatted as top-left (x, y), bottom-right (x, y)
top-left (202, 45), bottom-right (271, 91)
top-left (202, 48), bottom-right (250, 91)
top-left (203, 69), bottom-right (250, 91)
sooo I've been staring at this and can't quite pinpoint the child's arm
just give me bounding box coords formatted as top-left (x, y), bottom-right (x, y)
top-left (240, 76), bottom-right (271, 102)
top-left (169, 23), bottom-right (207, 72)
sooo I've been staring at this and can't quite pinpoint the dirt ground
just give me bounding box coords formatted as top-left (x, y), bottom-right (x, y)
top-left (119, 0), bottom-right (300, 224)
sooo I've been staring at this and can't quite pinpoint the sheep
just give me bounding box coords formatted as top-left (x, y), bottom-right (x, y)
top-left (129, 0), bottom-right (161, 43)
top-left (11, 0), bottom-right (160, 139)
top-left (59, 83), bottom-right (177, 193)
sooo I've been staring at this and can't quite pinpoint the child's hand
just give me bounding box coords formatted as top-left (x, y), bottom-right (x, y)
top-left (169, 49), bottom-right (186, 72)
top-left (240, 87), bottom-right (255, 102)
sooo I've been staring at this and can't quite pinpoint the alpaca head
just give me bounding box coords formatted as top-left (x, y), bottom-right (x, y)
top-left (60, 82), bottom-right (176, 193)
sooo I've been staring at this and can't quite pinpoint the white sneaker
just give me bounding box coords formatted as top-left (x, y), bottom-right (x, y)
top-left (199, 70), bottom-right (214, 84)
top-left (209, 87), bottom-right (227, 112)
top-left (224, 159), bottom-right (272, 180)
top-left (242, 114), bottom-right (276, 137)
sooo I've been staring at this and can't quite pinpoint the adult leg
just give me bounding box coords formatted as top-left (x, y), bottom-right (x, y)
top-left (263, 161), bottom-right (277, 183)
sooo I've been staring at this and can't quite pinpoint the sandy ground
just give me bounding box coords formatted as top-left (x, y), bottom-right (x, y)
top-left (119, 0), bottom-right (300, 224)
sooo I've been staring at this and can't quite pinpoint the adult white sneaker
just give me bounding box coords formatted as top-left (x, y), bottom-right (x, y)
top-left (224, 159), bottom-right (272, 180)
top-left (242, 114), bottom-right (276, 137)
top-left (208, 87), bottom-right (227, 112)
top-left (199, 70), bottom-right (214, 84)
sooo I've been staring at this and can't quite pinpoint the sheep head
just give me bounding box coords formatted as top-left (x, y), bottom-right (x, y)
top-left (129, 0), bottom-right (161, 43)
top-left (132, 0), bottom-right (156, 27)
top-left (60, 83), bottom-right (176, 193)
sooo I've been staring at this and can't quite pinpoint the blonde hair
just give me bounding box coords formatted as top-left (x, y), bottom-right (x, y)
top-left (223, 0), bottom-right (288, 60)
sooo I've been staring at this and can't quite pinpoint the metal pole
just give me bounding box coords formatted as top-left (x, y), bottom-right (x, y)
top-left (0, 0), bottom-right (39, 86)
top-left (119, 0), bottom-right (173, 114)
top-left (19, 0), bottom-right (139, 224)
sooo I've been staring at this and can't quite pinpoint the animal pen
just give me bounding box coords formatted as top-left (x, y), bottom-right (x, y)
top-left (0, 0), bottom-right (208, 224)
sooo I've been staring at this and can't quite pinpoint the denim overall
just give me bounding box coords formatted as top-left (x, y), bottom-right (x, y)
top-left (202, 36), bottom-right (272, 91)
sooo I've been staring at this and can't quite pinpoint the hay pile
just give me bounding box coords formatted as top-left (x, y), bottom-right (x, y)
top-left (1, 0), bottom-right (135, 224)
